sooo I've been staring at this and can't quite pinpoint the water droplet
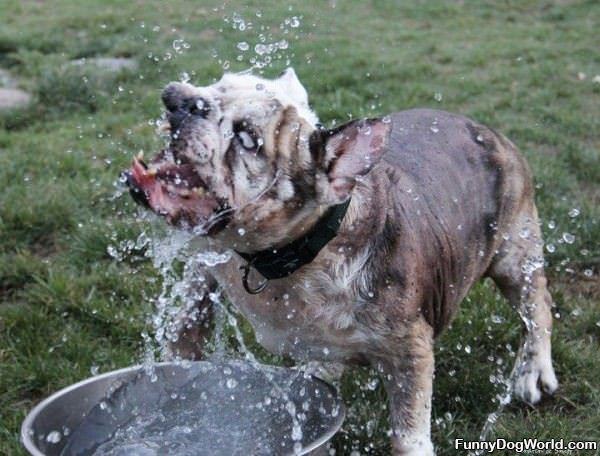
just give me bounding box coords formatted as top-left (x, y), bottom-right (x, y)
top-left (583, 269), bottom-right (593, 277)
top-left (366, 378), bottom-right (379, 390)
top-left (107, 245), bottom-right (119, 259)
top-left (546, 243), bottom-right (556, 253)
top-left (226, 378), bottom-right (238, 389)
top-left (237, 41), bottom-right (249, 51)
top-left (255, 43), bottom-right (267, 55)
top-left (562, 232), bottom-right (575, 244)
top-left (491, 314), bottom-right (505, 324)
top-left (568, 208), bottom-right (580, 218)
top-left (255, 83), bottom-right (265, 91)
top-left (434, 92), bottom-right (443, 102)
top-left (195, 251), bottom-right (232, 267)
top-left (519, 227), bottom-right (530, 239)
top-left (179, 72), bottom-right (190, 83)
top-left (290, 16), bottom-right (301, 28)
top-left (46, 431), bottom-right (62, 444)
top-left (292, 423), bottom-right (302, 441)
top-left (430, 125), bottom-right (439, 133)
top-left (358, 125), bottom-right (371, 135)
top-left (90, 365), bottom-right (99, 375)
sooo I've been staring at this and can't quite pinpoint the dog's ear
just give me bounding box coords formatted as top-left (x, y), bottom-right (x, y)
top-left (314, 118), bottom-right (391, 204)
top-left (276, 68), bottom-right (309, 106)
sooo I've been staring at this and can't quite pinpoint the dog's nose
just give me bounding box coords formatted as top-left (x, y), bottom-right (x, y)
top-left (162, 83), bottom-right (210, 131)
top-left (161, 83), bottom-right (186, 112)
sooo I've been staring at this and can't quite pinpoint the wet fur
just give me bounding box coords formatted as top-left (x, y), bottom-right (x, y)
top-left (153, 74), bottom-right (557, 455)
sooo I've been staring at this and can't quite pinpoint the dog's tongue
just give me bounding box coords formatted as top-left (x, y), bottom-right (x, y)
top-left (129, 156), bottom-right (220, 226)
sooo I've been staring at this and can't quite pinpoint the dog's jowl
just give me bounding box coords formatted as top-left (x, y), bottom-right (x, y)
top-left (125, 68), bottom-right (558, 455)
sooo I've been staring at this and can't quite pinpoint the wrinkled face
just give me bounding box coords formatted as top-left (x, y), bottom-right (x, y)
top-left (125, 68), bottom-right (390, 252)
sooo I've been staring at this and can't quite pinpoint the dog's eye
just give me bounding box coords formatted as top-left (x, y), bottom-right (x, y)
top-left (237, 130), bottom-right (256, 150)
top-left (233, 121), bottom-right (263, 153)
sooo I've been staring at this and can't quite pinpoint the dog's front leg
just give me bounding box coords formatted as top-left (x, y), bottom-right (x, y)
top-left (167, 270), bottom-right (218, 361)
top-left (373, 316), bottom-right (435, 456)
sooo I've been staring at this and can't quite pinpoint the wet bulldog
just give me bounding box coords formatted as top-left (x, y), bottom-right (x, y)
top-left (125, 68), bottom-right (558, 455)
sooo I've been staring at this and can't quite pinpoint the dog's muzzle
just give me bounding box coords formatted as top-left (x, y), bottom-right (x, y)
top-left (122, 155), bottom-right (228, 233)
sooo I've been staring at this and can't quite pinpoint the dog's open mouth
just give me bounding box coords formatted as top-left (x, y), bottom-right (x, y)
top-left (124, 153), bottom-right (229, 234)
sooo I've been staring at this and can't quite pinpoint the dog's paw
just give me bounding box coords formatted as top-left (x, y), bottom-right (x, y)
top-left (393, 438), bottom-right (434, 456)
top-left (513, 358), bottom-right (558, 404)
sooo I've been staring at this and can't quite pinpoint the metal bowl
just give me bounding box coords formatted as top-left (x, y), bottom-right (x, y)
top-left (21, 360), bottom-right (345, 456)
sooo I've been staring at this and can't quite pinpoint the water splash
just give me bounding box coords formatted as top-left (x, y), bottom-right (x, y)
top-left (220, 10), bottom-right (304, 71)
top-left (138, 226), bottom-right (232, 364)
top-left (123, 217), bottom-right (315, 452)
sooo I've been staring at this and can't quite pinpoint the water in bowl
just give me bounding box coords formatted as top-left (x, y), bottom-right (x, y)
top-left (61, 361), bottom-right (341, 456)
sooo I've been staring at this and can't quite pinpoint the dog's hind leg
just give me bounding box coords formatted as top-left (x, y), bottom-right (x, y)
top-left (487, 204), bottom-right (558, 404)
top-left (167, 271), bottom-right (218, 361)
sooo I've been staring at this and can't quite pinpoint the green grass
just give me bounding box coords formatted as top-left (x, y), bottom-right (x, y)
top-left (1, 0), bottom-right (599, 454)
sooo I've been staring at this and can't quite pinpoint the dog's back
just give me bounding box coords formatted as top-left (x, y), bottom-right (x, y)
top-left (381, 109), bottom-right (533, 333)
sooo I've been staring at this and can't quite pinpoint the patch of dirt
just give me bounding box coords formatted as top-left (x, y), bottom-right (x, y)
top-left (0, 68), bottom-right (31, 111)
top-left (70, 57), bottom-right (138, 72)
top-left (0, 88), bottom-right (31, 111)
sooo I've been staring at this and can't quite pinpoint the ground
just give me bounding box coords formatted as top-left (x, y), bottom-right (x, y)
top-left (0, 0), bottom-right (599, 454)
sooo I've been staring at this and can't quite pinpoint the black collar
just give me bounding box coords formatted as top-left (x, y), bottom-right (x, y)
top-left (235, 199), bottom-right (351, 294)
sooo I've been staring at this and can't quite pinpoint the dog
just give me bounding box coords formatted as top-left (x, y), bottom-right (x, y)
top-left (125, 68), bottom-right (558, 455)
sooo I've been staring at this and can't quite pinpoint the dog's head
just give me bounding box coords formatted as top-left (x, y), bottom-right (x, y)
top-left (125, 68), bottom-right (390, 251)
